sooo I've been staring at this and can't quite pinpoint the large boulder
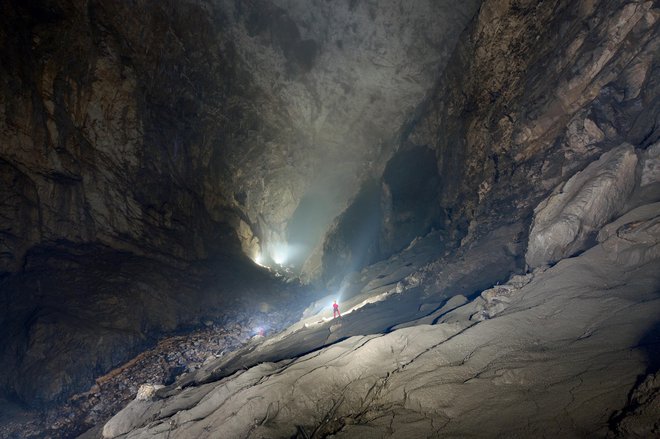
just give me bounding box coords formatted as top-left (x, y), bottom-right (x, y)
top-left (525, 144), bottom-right (638, 268)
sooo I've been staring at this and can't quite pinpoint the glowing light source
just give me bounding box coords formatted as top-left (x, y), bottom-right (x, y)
top-left (253, 253), bottom-right (265, 266)
top-left (270, 243), bottom-right (289, 266)
top-left (272, 252), bottom-right (286, 265)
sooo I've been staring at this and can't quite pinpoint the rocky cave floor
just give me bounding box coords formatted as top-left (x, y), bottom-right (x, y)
top-left (98, 204), bottom-right (660, 438)
top-left (0, 309), bottom-right (291, 439)
top-left (2, 208), bottom-right (659, 438)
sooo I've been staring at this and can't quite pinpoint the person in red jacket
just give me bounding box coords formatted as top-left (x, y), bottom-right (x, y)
top-left (333, 299), bottom-right (341, 319)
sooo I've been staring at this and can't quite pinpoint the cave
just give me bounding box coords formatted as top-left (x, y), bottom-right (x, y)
top-left (1, 0), bottom-right (659, 438)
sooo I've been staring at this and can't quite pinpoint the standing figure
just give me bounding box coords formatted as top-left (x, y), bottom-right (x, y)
top-left (333, 299), bottom-right (341, 319)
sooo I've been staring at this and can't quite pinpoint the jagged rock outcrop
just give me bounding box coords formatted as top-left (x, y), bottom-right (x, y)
top-left (321, 0), bottom-right (659, 284)
top-left (525, 140), bottom-right (660, 269)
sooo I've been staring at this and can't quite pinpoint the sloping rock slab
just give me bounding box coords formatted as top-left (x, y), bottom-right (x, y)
top-left (103, 206), bottom-right (660, 438)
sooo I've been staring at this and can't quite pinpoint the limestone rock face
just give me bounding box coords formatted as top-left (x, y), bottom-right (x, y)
top-left (640, 141), bottom-right (660, 187)
top-left (1, 0), bottom-right (659, 416)
top-left (321, 0), bottom-right (659, 285)
top-left (632, 140), bottom-right (660, 207)
top-left (525, 143), bottom-right (638, 268)
top-left (0, 0), bottom-right (247, 271)
top-left (0, 0), bottom-right (275, 406)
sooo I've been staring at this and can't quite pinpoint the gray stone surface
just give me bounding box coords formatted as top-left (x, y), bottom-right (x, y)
top-left (525, 143), bottom-right (638, 268)
top-left (640, 141), bottom-right (660, 187)
top-left (322, 0), bottom-right (659, 284)
top-left (102, 204), bottom-right (660, 438)
top-left (102, 400), bottom-right (153, 439)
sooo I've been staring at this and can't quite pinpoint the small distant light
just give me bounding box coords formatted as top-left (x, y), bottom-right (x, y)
top-left (254, 253), bottom-right (264, 266)
top-left (271, 245), bottom-right (288, 265)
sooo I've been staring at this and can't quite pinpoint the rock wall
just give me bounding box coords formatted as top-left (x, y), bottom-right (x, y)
top-left (0, 0), bottom-right (484, 275)
top-left (92, 1), bottom-right (660, 434)
top-left (0, 0), bottom-right (294, 407)
top-left (1, 0), bottom-right (260, 271)
top-left (322, 0), bottom-right (659, 285)
top-left (526, 143), bottom-right (638, 268)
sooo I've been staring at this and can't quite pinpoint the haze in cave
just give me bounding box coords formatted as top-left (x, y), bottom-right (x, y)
top-left (0, 1), bottom-right (659, 438)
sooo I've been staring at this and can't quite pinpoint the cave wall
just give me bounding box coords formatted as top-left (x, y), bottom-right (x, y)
top-left (322, 0), bottom-right (659, 285)
top-left (1, 0), bottom-right (484, 273)
top-left (0, 0), bottom-right (295, 407)
top-left (417, 0), bottom-right (659, 242)
top-left (1, 1), bottom-right (242, 270)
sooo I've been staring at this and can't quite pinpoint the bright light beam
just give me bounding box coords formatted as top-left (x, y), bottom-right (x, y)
top-left (270, 243), bottom-right (289, 266)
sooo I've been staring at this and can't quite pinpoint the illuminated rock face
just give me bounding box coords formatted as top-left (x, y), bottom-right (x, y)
top-left (218, 0), bottom-right (482, 268)
top-left (102, 202), bottom-right (660, 438)
top-left (525, 143), bottom-right (638, 269)
top-left (321, 0), bottom-right (659, 284)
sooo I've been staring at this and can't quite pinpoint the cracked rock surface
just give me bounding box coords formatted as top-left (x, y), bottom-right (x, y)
top-left (101, 199), bottom-right (660, 438)
top-left (100, 139), bottom-right (660, 438)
